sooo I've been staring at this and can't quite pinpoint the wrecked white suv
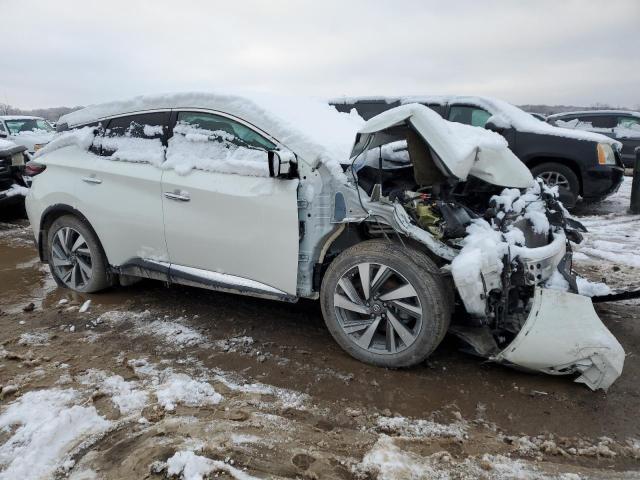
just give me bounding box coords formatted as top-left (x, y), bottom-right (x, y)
top-left (25, 93), bottom-right (624, 390)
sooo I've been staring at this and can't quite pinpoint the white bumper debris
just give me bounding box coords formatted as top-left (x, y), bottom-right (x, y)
top-left (493, 288), bottom-right (624, 390)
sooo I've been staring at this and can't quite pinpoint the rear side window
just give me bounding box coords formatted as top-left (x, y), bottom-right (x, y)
top-left (164, 111), bottom-right (276, 176)
top-left (448, 105), bottom-right (491, 127)
top-left (94, 111), bottom-right (170, 166)
top-left (576, 115), bottom-right (616, 129)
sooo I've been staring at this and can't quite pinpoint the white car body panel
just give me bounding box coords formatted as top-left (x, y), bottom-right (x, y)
top-left (161, 169), bottom-right (300, 296)
top-left (76, 155), bottom-right (167, 266)
top-left (494, 288), bottom-right (624, 390)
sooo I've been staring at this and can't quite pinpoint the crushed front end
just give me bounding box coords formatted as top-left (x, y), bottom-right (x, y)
top-left (343, 103), bottom-right (625, 390)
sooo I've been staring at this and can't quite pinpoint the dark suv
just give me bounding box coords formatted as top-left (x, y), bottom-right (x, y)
top-left (546, 110), bottom-right (640, 168)
top-left (0, 140), bottom-right (28, 209)
top-left (331, 96), bottom-right (625, 207)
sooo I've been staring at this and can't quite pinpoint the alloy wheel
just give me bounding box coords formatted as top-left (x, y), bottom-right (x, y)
top-left (538, 171), bottom-right (570, 189)
top-left (51, 227), bottom-right (93, 289)
top-left (333, 262), bottom-right (423, 355)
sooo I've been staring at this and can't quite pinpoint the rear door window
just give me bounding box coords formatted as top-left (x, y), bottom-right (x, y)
top-left (95, 111), bottom-right (170, 166)
top-left (447, 105), bottom-right (492, 127)
top-left (575, 115), bottom-right (616, 129)
top-left (615, 116), bottom-right (640, 138)
top-left (165, 111), bottom-right (276, 176)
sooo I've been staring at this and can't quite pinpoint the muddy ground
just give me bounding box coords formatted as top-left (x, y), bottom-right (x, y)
top-left (0, 197), bottom-right (639, 478)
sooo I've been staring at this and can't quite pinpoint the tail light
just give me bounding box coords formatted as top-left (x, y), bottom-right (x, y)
top-left (25, 161), bottom-right (46, 177)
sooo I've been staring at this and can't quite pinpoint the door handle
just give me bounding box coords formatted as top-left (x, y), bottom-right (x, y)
top-left (81, 176), bottom-right (102, 184)
top-left (164, 191), bottom-right (190, 202)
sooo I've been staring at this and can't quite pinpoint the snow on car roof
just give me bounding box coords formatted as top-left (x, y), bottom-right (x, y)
top-left (401, 95), bottom-right (621, 145)
top-left (547, 110), bottom-right (640, 119)
top-left (0, 115), bottom-right (45, 120)
top-left (331, 95), bottom-right (621, 147)
top-left (59, 92), bottom-right (365, 176)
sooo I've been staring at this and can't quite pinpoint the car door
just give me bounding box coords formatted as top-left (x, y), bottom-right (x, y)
top-left (75, 111), bottom-right (169, 271)
top-left (161, 110), bottom-right (299, 296)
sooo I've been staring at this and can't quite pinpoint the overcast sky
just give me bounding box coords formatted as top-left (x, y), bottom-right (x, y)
top-left (1, 0), bottom-right (639, 109)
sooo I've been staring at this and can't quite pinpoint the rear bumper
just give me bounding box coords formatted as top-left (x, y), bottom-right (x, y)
top-left (581, 165), bottom-right (624, 201)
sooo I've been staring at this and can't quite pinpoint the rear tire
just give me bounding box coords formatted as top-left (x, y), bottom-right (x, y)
top-left (320, 240), bottom-right (452, 368)
top-left (47, 215), bottom-right (112, 293)
top-left (531, 162), bottom-right (580, 208)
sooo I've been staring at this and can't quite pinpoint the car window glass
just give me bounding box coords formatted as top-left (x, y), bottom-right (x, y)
top-left (448, 105), bottom-right (491, 127)
top-left (576, 115), bottom-right (616, 129)
top-left (5, 118), bottom-right (54, 135)
top-left (175, 112), bottom-right (275, 150)
top-left (94, 112), bottom-right (169, 166)
top-left (164, 111), bottom-right (275, 177)
top-left (0, 122), bottom-right (6, 133)
top-left (615, 116), bottom-right (640, 137)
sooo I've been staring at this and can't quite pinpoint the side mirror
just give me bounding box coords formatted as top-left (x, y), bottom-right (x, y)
top-left (268, 150), bottom-right (296, 178)
top-left (485, 115), bottom-right (510, 134)
top-left (485, 120), bottom-right (505, 134)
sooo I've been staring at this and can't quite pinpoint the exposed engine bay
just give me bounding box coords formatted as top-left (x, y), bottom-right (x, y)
top-left (336, 103), bottom-right (624, 390)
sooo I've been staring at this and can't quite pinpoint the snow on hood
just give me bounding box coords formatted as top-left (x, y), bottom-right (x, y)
top-left (358, 103), bottom-right (533, 188)
top-left (59, 91), bottom-right (365, 177)
top-left (0, 138), bottom-right (19, 150)
top-left (401, 95), bottom-right (622, 148)
top-left (8, 132), bottom-right (54, 151)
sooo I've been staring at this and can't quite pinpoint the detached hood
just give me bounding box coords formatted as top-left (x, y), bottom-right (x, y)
top-left (358, 104), bottom-right (533, 189)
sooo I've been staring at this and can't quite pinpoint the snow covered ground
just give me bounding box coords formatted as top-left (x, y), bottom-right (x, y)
top-left (572, 177), bottom-right (639, 293)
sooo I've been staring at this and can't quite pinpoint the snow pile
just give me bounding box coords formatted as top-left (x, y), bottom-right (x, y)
top-left (129, 359), bottom-right (222, 411)
top-left (34, 126), bottom-right (96, 159)
top-left (376, 415), bottom-right (467, 440)
top-left (94, 134), bottom-right (165, 166)
top-left (0, 389), bottom-right (110, 479)
top-left (0, 184), bottom-right (29, 198)
top-left (155, 373), bottom-right (222, 411)
top-left (215, 373), bottom-right (308, 410)
top-left (59, 91), bottom-right (365, 177)
top-left (18, 331), bottom-right (50, 346)
top-left (164, 122), bottom-right (269, 176)
top-left (96, 310), bottom-right (206, 347)
top-left (77, 370), bottom-right (148, 415)
top-left (135, 317), bottom-right (205, 347)
top-left (353, 435), bottom-right (562, 480)
top-left (165, 450), bottom-right (258, 480)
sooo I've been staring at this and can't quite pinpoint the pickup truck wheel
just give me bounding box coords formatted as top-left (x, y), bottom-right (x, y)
top-left (320, 240), bottom-right (451, 368)
top-left (531, 162), bottom-right (579, 208)
top-left (47, 215), bottom-right (112, 293)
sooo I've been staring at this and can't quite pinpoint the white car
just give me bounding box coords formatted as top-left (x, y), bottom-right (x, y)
top-left (25, 92), bottom-right (624, 389)
top-left (0, 115), bottom-right (55, 157)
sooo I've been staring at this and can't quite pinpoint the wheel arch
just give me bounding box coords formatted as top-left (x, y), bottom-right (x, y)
top-left (525, 156), bottom-right (583, 195)
top-left (313, 224), bottom-right (449, 293)
top-left (38, 204), bottom-right (108, 265)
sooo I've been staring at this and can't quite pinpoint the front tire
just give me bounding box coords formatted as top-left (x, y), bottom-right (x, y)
top-left (531, 162), bottom-right (580, 208)
top-left (47, 215), bottom-right (112, 293)
top-left (320, 240), bottom-right (452, 368)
